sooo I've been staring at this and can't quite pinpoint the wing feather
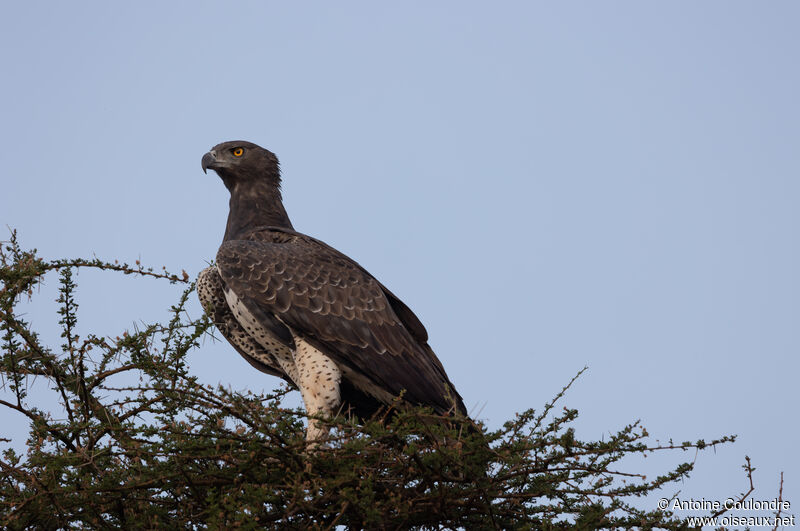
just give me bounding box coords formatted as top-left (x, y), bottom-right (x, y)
top-left (216, 229), bottom-right (465, 414)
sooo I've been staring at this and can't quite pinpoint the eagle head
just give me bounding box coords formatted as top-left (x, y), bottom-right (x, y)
top-left (201, 140), bottom-right (280, 189)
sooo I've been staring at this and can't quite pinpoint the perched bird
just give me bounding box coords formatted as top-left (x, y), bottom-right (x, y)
top-left (198, 141), bottom-right (466, 442)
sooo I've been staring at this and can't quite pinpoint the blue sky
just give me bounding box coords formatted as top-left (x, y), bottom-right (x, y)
top-left (2, 2), bottom-right (797, 517)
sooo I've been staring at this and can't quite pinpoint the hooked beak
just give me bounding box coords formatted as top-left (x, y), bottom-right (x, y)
top-left (201, 151), bottom-right (217, 174)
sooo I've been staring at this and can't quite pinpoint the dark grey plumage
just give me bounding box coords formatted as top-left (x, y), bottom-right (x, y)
top-left (198, 141), bottom-right (466, 436)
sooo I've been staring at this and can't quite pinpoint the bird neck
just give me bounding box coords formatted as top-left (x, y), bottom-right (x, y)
top-left (223, 182), bottom-right (294, 241)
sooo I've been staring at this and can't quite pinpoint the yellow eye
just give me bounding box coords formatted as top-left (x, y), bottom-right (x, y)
top-left (232, 147), bottom-right (244, 157)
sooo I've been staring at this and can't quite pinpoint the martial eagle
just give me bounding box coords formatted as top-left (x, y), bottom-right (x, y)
top-left (197, 141), bottom-right (466, 441)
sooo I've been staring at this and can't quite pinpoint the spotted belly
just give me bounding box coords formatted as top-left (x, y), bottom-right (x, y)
top-left (197, 266), bottom-right (297, 383)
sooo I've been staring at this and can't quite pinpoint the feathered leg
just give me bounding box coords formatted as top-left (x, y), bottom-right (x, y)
top-left (293, 337), bottom-right (342, 444)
